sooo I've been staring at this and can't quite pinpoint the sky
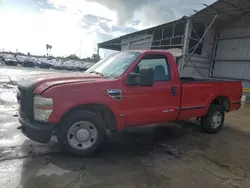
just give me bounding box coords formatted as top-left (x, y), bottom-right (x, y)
top-left (0, 0), bottom-right (216, 58)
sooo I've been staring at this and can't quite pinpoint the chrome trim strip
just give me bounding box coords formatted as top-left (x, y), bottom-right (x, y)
top-left (163, 110), bottom-right (170, 113)
top-left (177, 105), bottom-right (206, 110)
top-left (232, 101), bottom-right (241, 104)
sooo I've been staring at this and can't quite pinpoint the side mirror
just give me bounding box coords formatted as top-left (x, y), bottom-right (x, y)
top-left (126, 67), bottom-right (154, 87)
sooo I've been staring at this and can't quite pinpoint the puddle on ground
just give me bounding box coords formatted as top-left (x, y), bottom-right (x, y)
top-left (36, 163), bottom-right (71, 177)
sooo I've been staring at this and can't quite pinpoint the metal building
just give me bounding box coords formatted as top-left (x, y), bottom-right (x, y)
top-left (97, 0), bottom-right (250, 91)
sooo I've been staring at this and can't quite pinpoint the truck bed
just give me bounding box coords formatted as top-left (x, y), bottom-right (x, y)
top-left (177, 77), bottom-right (242, 120)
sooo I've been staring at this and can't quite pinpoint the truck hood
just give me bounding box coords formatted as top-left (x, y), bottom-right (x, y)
top-left (18, 72), bottom-right (106, 91)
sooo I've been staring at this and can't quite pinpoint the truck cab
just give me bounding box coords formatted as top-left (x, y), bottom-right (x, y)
top-left (17, 50), bottom-right (242, 156)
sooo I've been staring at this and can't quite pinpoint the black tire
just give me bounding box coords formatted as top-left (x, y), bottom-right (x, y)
top-left (57, 110), bottom-right (107, 156)
top-left (200, 104), bottom-right (225, 134)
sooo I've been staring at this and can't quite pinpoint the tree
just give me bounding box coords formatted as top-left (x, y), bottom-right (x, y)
top-left (46, 44), bottom-right (52, 56)
top-left (66, 54), bottom-right (80, 60)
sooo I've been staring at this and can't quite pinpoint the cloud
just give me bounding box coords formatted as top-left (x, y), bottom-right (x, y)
top-left (0, 0), bottom-right (57, 12)
top-left (48, 0), bottom-right (116, 21)
top-left (0, 0), bottom-right (217, 58)
top-left (85, 0), bottom-right (217, 27)
top-left (0, 0), bottom-right (120, 58)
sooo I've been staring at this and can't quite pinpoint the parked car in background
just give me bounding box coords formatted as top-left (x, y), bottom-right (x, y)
top-left (0, 55), bottom-right (4, 65)
top-left (51, 59), bottom-right (64, 70)
top-left (45, 58), bottom-right (58, 69)
top-left (63, 60), bottom-right (93, 71)
top-left (78, 62), bottom-right (94, 71)
top-left (16, 56), bottom-right (26, 66)
top-left (35, 58), bottom-right (50, 69)
top-left (23, 57), bottom-right (35, 67)
top-left (2, 54), bottom-right (17, 66)
top-left (63, 60), bottom-right (77, 71)
top-left (33, 59), bottom-right (41, 67)
top-left (73, 61), bottom-right (82, 71)
top-left (0, 53), bottom-right (97, 71)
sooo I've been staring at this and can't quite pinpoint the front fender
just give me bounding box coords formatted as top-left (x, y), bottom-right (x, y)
top-left (48, 96), bottom-right (120, 121)
top-left (41, 79), bottom-right (123, 129)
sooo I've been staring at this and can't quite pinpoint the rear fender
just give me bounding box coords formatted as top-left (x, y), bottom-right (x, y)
top-left (205, 94), bottom-right (231, 113)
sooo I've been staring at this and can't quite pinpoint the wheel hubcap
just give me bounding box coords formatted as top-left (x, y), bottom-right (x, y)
top-left (76, 129), bottom-right (90, 142)
top-left (67, 121), bottom-right (98, 150)
top-left (211, 111), bottom-right (222, 129)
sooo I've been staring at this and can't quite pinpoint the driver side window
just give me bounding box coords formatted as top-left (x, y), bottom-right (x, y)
top-left (136, 54), bottom-right (170, 81)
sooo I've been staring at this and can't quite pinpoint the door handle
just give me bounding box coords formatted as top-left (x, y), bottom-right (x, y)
top-left (171, 87), bottom-right (176, 96)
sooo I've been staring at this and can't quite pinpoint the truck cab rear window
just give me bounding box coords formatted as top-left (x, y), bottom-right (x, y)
top-left (137, 54), bottom-right (170, 81)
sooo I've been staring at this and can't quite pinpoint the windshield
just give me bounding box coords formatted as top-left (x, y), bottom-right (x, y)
top-left (85, 52), bottom-right (140, 78)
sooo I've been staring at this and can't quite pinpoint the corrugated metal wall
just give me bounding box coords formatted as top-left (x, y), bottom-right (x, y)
top-left (121, 34), bottom-right (153, 51)
top-left (130, 34), bottom-right (153, 50)
top-left (212, 25), bottom-right (250, 88)
top-left (121, 37), bottom-right (130, 51)
top-left (182, 56), bottom-right (212, 77)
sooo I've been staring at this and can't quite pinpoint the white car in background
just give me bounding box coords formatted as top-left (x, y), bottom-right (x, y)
top-left (51, 59), bottom-right (64, 70)
top-left (63, 60), bottom-right (79, 70)
top-left (79, 62), bottom-right (94, 71)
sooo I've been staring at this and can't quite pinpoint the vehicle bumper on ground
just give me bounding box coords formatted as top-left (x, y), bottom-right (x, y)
top-left (18, 113), bottom-right (56, 143)
top-left (39, 63), bottom-right (50, 68)
top-left (5, 61), bottom-right (17, 66)
top-left (23, 62), bottom-right (35, 67)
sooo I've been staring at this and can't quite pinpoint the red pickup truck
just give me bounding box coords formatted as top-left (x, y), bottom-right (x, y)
top-left (17, 50), bottom-right (242, 156)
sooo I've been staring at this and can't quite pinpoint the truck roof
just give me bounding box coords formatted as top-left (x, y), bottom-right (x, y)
top-left (127, 48), bottom-right (183, 58)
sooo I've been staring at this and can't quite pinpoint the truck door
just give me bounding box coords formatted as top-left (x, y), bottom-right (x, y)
top-left (122, 53), bottom-right (180, 127)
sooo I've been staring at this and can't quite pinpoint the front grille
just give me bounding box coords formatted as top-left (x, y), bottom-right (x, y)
top-left (17, 86), bottom-right (33, 120)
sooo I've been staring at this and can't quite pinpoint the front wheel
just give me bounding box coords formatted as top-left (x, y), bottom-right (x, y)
top-left (200, 104), bottom-right (225, 134)
top-left (58, 110), bottom-right (107, 156)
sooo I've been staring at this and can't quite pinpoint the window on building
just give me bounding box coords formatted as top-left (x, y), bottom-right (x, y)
top-left (151, 21), bottom-right (185, 50)
top-left (163, 26), bottom-right (173, 38)
top-left (174, 21), bottom-right (185, 36)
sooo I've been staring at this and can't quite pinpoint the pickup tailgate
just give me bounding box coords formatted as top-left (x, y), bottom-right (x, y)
top-left (177, 80), bottom-right (242, 120)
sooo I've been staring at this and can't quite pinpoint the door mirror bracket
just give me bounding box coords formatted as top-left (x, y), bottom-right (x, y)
top-left (126, 68), bottom-right (154, 87)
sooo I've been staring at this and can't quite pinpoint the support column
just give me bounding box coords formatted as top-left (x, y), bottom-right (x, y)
top-left (97, 46), bottom-right (100, 61)
top-left (180, 18), bottom-right (192, 76)
top-left (209, 28), bottom-right (220, 77)
top-left (128, 35), bottom-right (132, 50)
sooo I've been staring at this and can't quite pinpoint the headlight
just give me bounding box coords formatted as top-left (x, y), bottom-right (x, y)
top-left (33, 95), bottom-right (53, 122)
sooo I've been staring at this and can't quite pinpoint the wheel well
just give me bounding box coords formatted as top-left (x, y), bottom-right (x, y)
top-left (61, 104), bottom-right (117, 132)
top-left (211, 96), bottom-right (230, 112)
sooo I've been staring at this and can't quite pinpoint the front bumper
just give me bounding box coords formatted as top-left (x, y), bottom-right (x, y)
top-left (18, 112), bottom-right (56, 143)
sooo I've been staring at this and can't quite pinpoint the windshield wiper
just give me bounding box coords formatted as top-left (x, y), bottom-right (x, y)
top-left (89, 71), bottom-right (104, 77)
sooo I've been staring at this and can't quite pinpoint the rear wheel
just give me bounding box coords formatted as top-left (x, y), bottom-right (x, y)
top-left (58, 110), bottom-right (107, 156)
top-left (200, 104), bottom-right (225, 133)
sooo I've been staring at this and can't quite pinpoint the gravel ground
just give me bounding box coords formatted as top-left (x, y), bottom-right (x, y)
top-left (0, 66), bottom-right (250, 188)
